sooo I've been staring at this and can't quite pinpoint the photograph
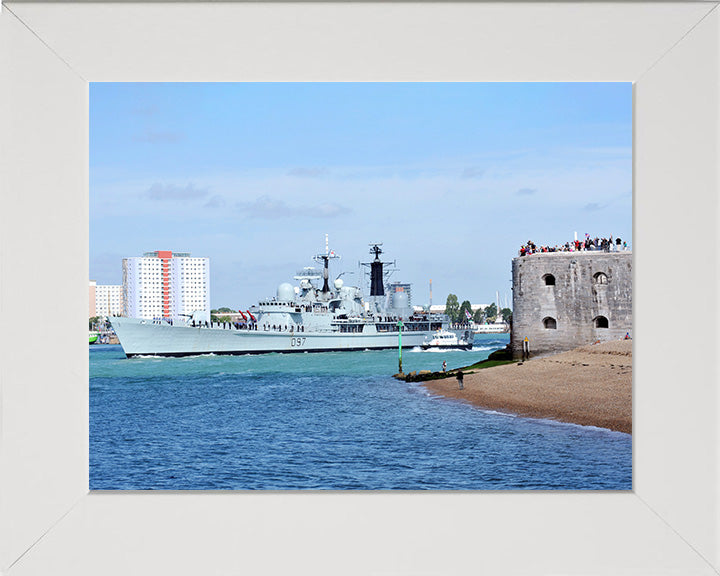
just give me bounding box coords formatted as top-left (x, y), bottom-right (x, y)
top-left (89, 82), bottom-right (632, 490)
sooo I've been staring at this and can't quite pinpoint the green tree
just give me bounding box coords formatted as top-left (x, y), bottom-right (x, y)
top-left (444, 294), bottom-right (459, 323)
top-left (484, 303), bottom-right (497, 322)
top-left (458, 300), bottom-right (473, 324)
top-left (89, 316), bottom-right (101, 330)
top-left (501, 307), bottom-right (512, 323)
top-left (211, 307), bottom-right (235, 317)
top-left (473, 308), bottom-right (484, 323)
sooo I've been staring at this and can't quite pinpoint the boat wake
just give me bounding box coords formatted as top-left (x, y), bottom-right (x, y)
top-left (410, 346), bottom-right (498, 353)
top-left (133, 353), bottom-right (218, 360)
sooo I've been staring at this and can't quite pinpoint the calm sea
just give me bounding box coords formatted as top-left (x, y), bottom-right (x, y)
top-left (90, 334), bottom-right (632, 490)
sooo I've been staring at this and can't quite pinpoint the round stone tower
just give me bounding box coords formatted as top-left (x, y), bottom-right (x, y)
top-left (511, 251), bottom-right (632, 358)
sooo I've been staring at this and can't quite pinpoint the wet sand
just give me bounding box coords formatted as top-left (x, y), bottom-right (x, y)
top-left (423, 340), bottom-right (632, 434)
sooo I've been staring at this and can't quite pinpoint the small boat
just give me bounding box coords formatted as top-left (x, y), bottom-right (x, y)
top-left (89, 331), bottom-right (99, 345)
top-left (474, 291), bottom-right (510, 334)
top-left (421, 329), bottom-right (473, 351)
top-left (474, 321), bottom-right (509, 334)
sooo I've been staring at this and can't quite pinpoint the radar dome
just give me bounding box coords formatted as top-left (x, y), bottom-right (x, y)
top-left (277, 282), bottom-right (295, 301)
top-left (334, 278), bottom-right (344, 290)
top-left (393, 291), bottom-right (409, 309)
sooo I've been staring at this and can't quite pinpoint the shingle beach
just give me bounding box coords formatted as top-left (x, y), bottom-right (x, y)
top-left (423, 340), bottom-right (632, 434)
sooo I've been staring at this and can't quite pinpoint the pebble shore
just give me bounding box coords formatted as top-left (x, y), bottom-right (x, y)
top-left (423, 340), bottom-right (632, 434)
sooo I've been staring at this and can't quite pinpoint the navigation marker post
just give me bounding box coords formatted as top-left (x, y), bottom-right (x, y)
top-left (397, 319), bottom-right (404, 373)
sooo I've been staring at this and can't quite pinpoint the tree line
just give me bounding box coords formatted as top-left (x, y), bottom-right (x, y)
top-left (444, 294), bottom-right (512, 324)
top-left (209, 301), bottom-right (514, 326)
top-left (210, 307), bottom-right (236, 323)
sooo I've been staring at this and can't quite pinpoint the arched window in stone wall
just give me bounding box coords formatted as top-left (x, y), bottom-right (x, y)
top-left (594, 315), bottom-right (609, 328)
top-left (543, 316), bottom-right (557, 329)
top-left (543, 274), bottom-right (556, 286)
top-left (593, 272), bottom-right (608, 285)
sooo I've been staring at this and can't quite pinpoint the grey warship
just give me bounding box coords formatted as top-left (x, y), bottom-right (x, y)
top-left (110, 241), bottom-right (456, 358)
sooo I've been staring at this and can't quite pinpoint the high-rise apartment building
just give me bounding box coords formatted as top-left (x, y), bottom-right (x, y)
top-left (96, 284), bottom-right (124, 316)
top-left (122, 251), bottom-right (210, 320)
top-left (89, 281), bottom-right (124, 317)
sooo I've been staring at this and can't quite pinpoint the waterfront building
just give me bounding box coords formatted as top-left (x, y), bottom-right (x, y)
top-left (89, 281), bottom-right (124, 317)
top-left (511, 251), bottom-right (632, 358)
top-left (89, 280), bottom-right (97, 318)
top-left (122, 251), bottom-right (209, 320)
top-left (95, 284), bottom-right (124, 317)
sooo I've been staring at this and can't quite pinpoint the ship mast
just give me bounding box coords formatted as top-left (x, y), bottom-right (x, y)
top-left (360, 243), bottom-right (398, 314)
top-left (313, 233), bottom-right (340, 294)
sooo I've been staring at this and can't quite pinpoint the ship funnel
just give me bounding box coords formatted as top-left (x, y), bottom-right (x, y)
top-left (370, 261), bottom-right (384, 296)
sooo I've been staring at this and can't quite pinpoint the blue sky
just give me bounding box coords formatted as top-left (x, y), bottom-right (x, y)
top-left (90, 82), bottom-right (632, 309)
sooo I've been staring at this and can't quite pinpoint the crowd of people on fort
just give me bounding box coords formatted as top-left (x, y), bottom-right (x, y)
top-left (519, 234), bottom-right (628, 257)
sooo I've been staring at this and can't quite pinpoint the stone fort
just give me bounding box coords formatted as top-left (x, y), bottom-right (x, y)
top-left (511, 251), bottom-right (632, 358)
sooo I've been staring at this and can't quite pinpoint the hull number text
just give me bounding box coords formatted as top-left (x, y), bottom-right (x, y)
top-left (290, 337), bottom-right (306, 347)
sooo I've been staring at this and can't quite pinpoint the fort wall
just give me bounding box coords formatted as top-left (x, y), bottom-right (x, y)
top-left (511, 252), bottom-right (632, 358)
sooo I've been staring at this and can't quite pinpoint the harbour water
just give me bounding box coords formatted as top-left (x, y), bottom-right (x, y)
top-left (90, 334), bottom-right (632, 490)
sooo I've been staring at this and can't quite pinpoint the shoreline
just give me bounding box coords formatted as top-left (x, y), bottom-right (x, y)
top-left (422, 340), bottom-right (632, 434)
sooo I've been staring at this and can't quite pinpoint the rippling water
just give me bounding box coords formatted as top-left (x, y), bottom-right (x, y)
top-left (90, 334), bottom-right (631, 490)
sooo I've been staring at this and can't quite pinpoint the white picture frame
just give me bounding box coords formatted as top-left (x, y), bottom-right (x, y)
top-left (1, 2), bottom-right (718, 574)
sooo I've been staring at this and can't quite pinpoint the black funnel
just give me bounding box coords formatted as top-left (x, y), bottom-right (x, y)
top-left (322, 257), bottom-right (330, 293)
top-left (370, 261), bottom-right (384, 296)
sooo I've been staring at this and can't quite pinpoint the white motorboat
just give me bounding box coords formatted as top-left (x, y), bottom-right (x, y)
top-left (421, 329), bottom-right (473, 351)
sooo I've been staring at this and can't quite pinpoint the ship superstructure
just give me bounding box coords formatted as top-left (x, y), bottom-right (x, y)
top-left (110, 239), bottom-right (455, 357)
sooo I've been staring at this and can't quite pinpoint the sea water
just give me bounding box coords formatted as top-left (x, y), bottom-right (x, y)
top-left (90, 334), bottom-right (631, 490)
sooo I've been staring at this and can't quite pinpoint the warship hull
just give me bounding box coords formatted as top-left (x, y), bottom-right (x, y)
top-left (111, 317), bottom-right (434, 358)
top-left (111, 240), bottom-right (456, 358)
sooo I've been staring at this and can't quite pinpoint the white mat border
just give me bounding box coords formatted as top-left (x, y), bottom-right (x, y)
top-left (1, 2), bottom-right (718, 574)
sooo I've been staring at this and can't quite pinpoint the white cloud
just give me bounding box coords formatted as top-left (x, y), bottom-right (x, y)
top-left (461, 167), bottom-right (485, 179)
top-left (204, 195), bottom-right (226, 209)
top-left (145, 182), bottom-right (208, 201)
top-left (234, 195), bottom-right (351, 219)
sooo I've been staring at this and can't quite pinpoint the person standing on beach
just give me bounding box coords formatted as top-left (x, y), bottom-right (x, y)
top-left (442, 360), bottom-right (447, 373)
top-left (456, 370), bottom-right (464, 390)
